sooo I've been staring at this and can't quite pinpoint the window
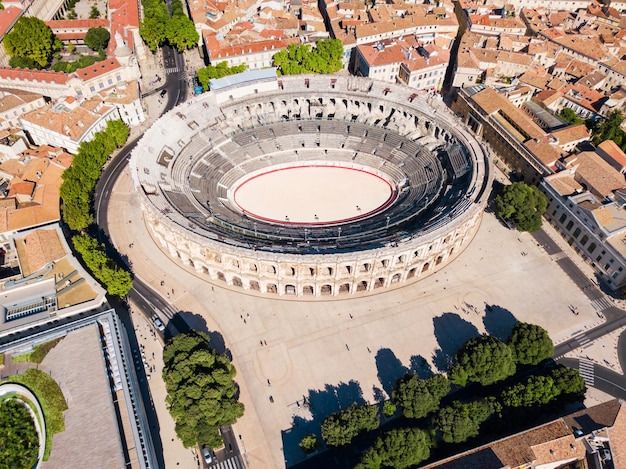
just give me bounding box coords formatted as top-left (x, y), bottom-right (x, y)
top-left (573, 228), bottom-right (581, 238)
top-left (108, 78), bottom-right (113, 85)
top-left (596, 255), bottom-right (602, 262)
top-left (559, 214), bottom-right (566, 223)
top-left (566, 221), bottom-right (574, 231)
top-left (90, 86), bottom-right (95, 92)
top-left (580, 235), bottom-right (589, 246)
top-left (99, 83), bottom-right (104, 89)
top-left (588, 243), bottom-right (596, 253)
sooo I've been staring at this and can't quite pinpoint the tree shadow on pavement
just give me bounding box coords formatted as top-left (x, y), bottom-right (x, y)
top-left (432, 312), bottom-right (480, 372)
top-left (482, 305), bottom-right (518, 342)
top-left (163, 311), bottom-right (232, 361)
top-left (375, 348), bottom-right (409, 397)
top-left (409, 354), bottom-right (434, 379)
top-left (282, 380), bottom-right (365, 467)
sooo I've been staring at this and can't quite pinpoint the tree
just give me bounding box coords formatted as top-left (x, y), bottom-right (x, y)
top-left (382, 400), bottom-right (396, 417)
top-left (163, 331), bottom-right (244, 448)
top-left (495, 182), bottom-right (548, 232)
top-left (197, 62), bottom-right (247, 90)
top-left (449, 336), bottom-right (516, 386)
top-left (548, 365), bottom-right (586, 400)
top-left (508, 322), bottom-right (554, 365)
top-left (591, 109), bottom-right (625, 148)
top-left (434, 397), bottom-right (501, 443)
top-left (0, 400), bottom-right (39, 469)
top-left (106, 119), bottom-right (130, 147)
top-left (321, 403), bottom-right (380, 446)
top-left (165, 16), bottom-right (199, 52)
top-left (392, 373), bottom-right (450, 419)
top-left (139, 17), bottom-right (167, 51)
top-left (84, 27), bottom-right (110, 51)
top-left (299, 434), bottom-right (318, 454)
top-left (558, 108), bottom-right (584, 126)
top-left (361, 428), bottom-right (434, 469)
top-left (501, 375), bottom-right (560, 408)
top-left (4, 17), bottom-right (61, 68)
top-left (89, 5), bottom-right (100, 18)
top-left (273, 39), bottom-right (343, 75)
top-left (8, 56), bottom-right (41, 69)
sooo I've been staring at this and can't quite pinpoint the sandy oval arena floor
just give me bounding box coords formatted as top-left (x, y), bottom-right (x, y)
top-left (232, 165), bottom-right (394, 225)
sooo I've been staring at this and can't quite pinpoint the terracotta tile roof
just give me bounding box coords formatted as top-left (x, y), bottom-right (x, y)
top-left (531, 434), bottom-right (586, 465)
top-left (108, 0), bottom-right (139, 55)
top-left (606, 400), bottom-right (626, 469)
top-left (45, 19), bottom-right (108, 29)
top-left (549, 175), bottom-right (583, 196)
top-left (597, 140), bottom-right (626, 169)
top-left (524, 137), bottom-right (562, 166)
top-left (0, 7), bottom-right (23, 38)
top-left (15, 229), bottom-right (65, 273)
top-left (7, 180), bottom-right (35, 198)
top-left (562, 398), bottom-right (622, 433)
top-left (564, 151), bottom-right (626, 197)
top-left (74, 58), bottom-right (122, 81)
top-left (593, 205), bottom-right (615, 227)
top-left (551, 124), bottom-right (590, 146)
top-left (0, 67), bottom-right (69, 86)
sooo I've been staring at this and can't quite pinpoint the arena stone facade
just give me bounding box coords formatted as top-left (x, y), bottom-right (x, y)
top-left (130, 71), bottom-right (492, 297)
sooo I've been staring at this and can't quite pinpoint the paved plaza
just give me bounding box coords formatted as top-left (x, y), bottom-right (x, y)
top-left (107, 160), bottom-right (617, 468)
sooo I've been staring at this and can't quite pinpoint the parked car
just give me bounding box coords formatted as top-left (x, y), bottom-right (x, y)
top-left (202, 446), bottom-right (213, 463)
top-left (160, 89), bottom-right (167, 98)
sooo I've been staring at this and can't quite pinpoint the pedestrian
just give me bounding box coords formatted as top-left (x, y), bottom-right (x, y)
top-left (260, 340), bottom-right (264, 346)
top-left (346, 343), bottom-right (350, 351)
top-left (267, 379), bottom-right (271, 386)
top-left (264, 340), bottom-right (267, 346)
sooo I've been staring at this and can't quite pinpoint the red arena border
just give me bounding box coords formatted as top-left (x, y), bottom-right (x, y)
top-left (232, 165), bottom-right (398, 226)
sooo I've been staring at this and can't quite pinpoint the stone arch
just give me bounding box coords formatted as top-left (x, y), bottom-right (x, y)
top-left (374, 277), bottom-right (385, 288)
top-left (267, 283), bottom-right (277, 294)
top-left (407, 268), bottom-right (416, 279)
top-left (356, 280), bottom-right (368, 291)
top-left (250, 280), bottom-right (260, 291)
top-left (303, 285), bottom-right (314, 296)
top-left (285, 284), bottom-right (296, 295)
top-left (339, 283), bottom-right (350, 294)
top-left (391, 273), bottom-right (401, 284)
top-left (232, 276), bottom-right (243, 288)
top-left (217, 272), bottom-right (226, 282)
top-left (321, 284), bottom-right (332, 295)
top-left (436, 256), bottom-right (443, 265)
top-left (422, 263), bottom-right (430, 273)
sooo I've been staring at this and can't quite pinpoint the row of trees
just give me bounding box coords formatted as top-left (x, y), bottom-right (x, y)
top-left (162, 331), bottom-right (245, 449)
top-left (495, 182), bottom-right (548, 233)
top-left (197, 62), bottom-right (247, 91)
top-left (302, 323), bottom-right (584, 467)
top-left (139, 0), bottom-right (199, 52)
top-left (272, 39), bottom-right (343, 75)
top-left (60, 120), bottom-right (133, 298)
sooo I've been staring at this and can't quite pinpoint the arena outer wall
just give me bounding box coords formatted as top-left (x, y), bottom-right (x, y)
top-left (130, 72), bottom-right (492, 297)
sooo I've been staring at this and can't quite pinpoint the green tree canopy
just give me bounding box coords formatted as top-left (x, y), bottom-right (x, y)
top-left (273, 39), bottom-right (343, 75)
top-left (8, 56), bottom-right (41, 69)
top-left (321, 403), bottom-right (380, 446)
top-left (501, 375), bottom-right (559, 408)
top-left (434, 397), bottom-right (501, 443)
top-left (392, 373), bottom-right (450, 419)
top-left (0, 399), bottom-right (39, 469)
top-left (548, 365), bottom-right (586, 401)
top-left (84, 27), bottom-right (110, 51)
top-left (4, 17), bottom-right (61, 68)
top-left (558, 108), bottom-right (585, 126)
top-left (507, 322), bottom-right (554, 365)
top-left (163, 330), bottom-right (244, 448)
top-left (495, 181), bottom-right (548, 232)
top-left (449, 336), bottom-right (516, 386)
top-left (165, 16), bottom-right (199, 52)
top-left (359, 428), bottom-right (434, 469)
top-left (139, 17), bottom-right (167, 51)
top-left (299, 434), bottom-right (318, 454)
top-left (197, 62), bottom-right (247, 90)
top-left (591, 109), bottom-right (625, 148)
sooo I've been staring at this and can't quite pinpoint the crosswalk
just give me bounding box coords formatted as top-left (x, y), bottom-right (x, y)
top-left (572, 330), bottom-right (592, 349)
top-left (591, 297), bottom-right (612, 311)
top-left (579, 358), bottom-right (595, 386)
top-left (165, 67), bottom-right (180, 74)
top-left (210, 455), bottom-right (244, 469)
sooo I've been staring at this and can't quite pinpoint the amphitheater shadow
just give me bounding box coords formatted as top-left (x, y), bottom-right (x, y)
top-left (282, 379), bottom-right (365, 467)
top-left (432, 312), bottom-right (480, 372)
top-left (163, 312), bottom-right (233, 360)
top-left (482, 305), bottom-right (518, 342)
top-left (375, 348), bottom-right (409, 397)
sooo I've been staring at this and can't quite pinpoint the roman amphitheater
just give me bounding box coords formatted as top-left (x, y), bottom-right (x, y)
top-left (129, 71), bottom-right (492, 297)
